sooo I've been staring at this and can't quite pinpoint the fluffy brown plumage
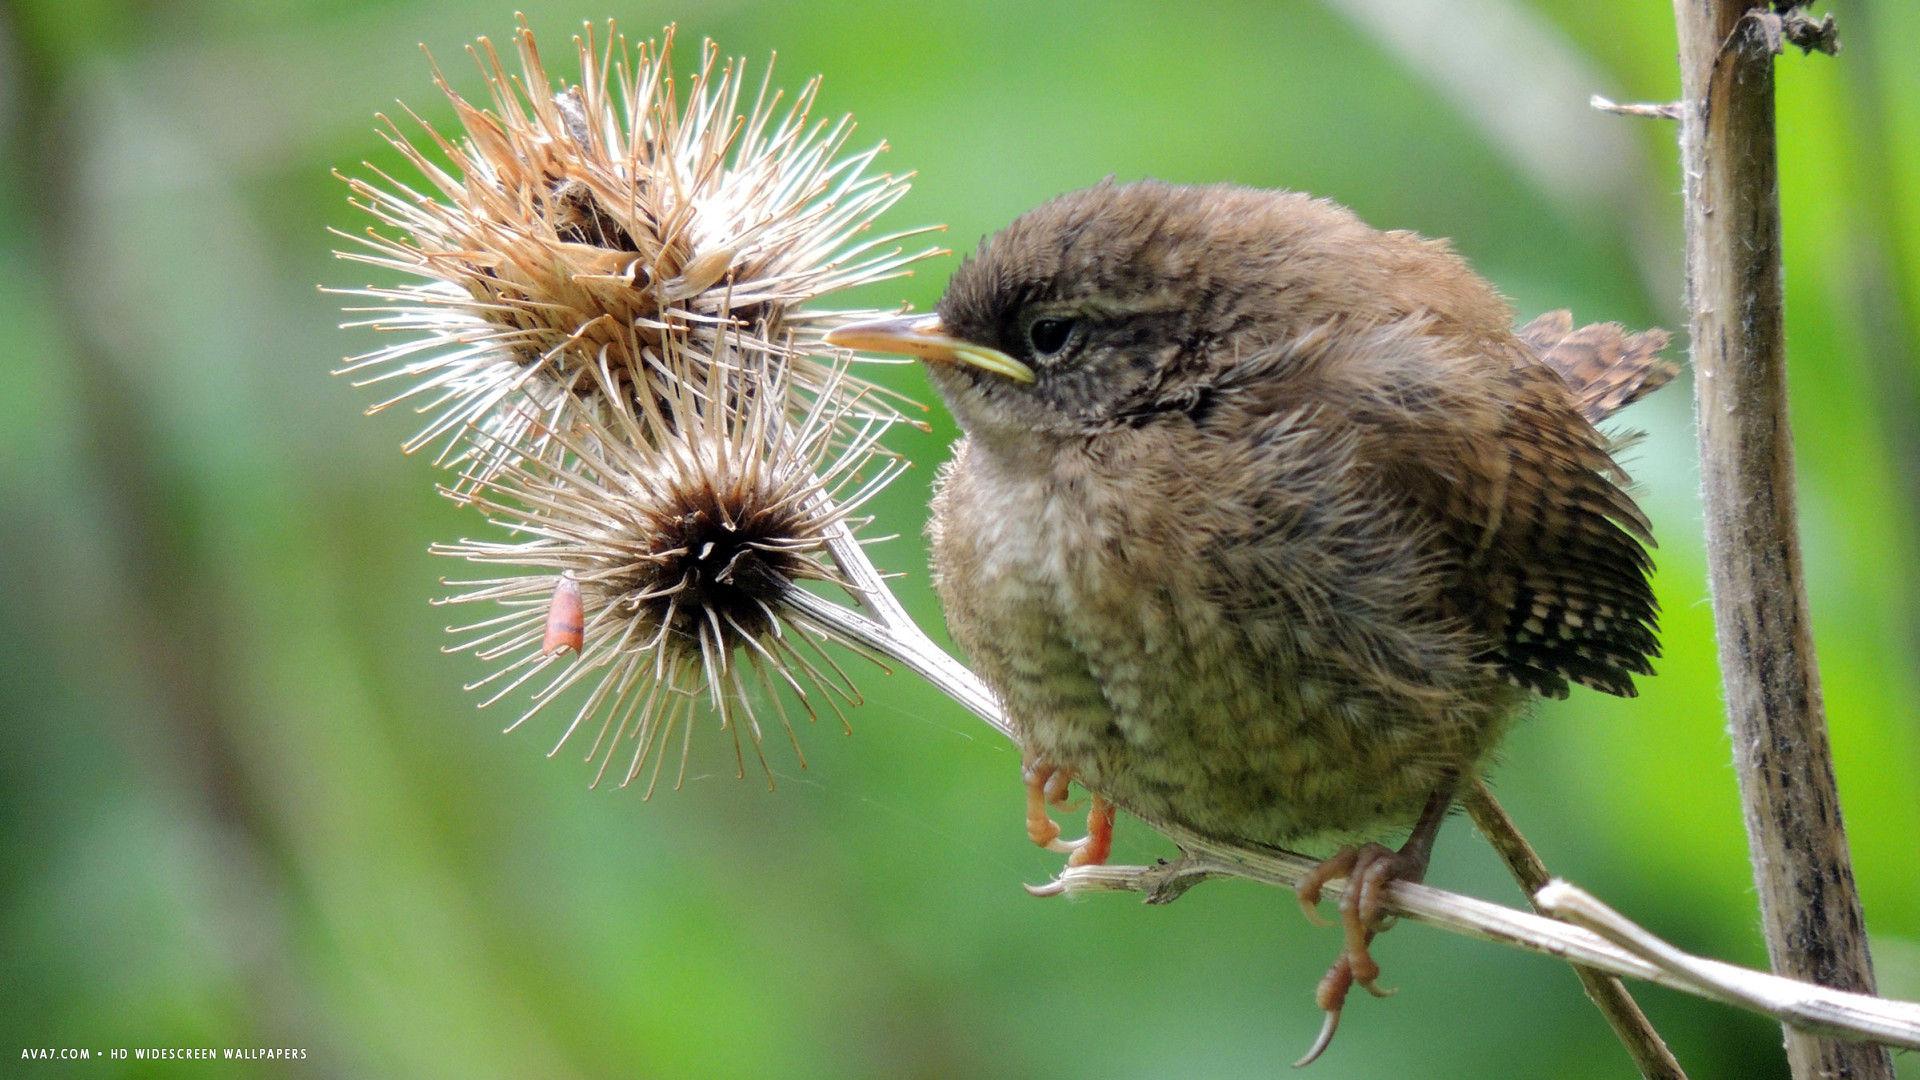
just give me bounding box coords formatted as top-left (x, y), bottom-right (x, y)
top-left (828, 179), bottom-right (1672, 1058)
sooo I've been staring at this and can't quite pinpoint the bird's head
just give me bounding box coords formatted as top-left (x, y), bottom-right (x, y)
top-left (830, 180), bottom-right (1330, 450)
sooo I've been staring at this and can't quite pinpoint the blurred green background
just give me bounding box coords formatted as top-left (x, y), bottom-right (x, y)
top-left (3, 1), bottom-right (1916, 1077)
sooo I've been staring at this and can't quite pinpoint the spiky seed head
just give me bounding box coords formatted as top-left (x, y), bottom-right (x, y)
top-left (332, 17), bottom-right (940, 491)
top-left (433, 332), bottom-right (905, 794)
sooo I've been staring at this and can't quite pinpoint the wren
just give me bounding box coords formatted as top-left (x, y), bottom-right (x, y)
top-left (828, 180), bottom-right (1673, 1061)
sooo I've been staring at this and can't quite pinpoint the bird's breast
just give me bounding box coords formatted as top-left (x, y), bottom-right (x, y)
top-left (936, 443), bottom-right (1299, 824)
top-left (930, 437), bottom-right (1505, 846)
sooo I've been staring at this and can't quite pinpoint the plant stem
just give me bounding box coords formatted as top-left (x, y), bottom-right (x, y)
top-left (777, 566), bottom-right (1920, 1054)
top-left (1465, 783), bottom-right (1685, 1079)
top-left (783, 564), bottom-right (1006, 737)
top-left (1670, 5), bottom-right (1890, 1077)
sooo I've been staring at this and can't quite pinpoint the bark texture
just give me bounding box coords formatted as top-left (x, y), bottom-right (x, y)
top-left (1670, 4), bottom-right (1891, 1077)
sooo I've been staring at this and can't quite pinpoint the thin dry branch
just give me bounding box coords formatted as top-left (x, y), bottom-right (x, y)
top-left (931, 781), bottom-right (1920, 1053)
top-left (1536, 884), bottom-right (1917, 1049)
top-left (1024, 852), bottom-right (1920, 1053)
top-left (1590, 94), bottom-right (1683, 120)
top-left (1464, 783), bottom-right (1685, 1079)
top-left (784, 550), bottom-right (1920, 1056)
top-left (1670, 4), bottom-right (1889, 1077)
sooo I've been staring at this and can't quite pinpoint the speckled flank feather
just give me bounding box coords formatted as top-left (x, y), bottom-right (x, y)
top-left (1288, 321), bottom-right (1664, 702)
top-left (1471, 359), bottom-right (1660, 700)
top-left (1519, 310), bottom-right (1679, 425)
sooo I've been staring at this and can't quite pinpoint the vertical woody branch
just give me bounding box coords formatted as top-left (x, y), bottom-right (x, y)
top-left (1669, 4), bottom-right (1889, 1078)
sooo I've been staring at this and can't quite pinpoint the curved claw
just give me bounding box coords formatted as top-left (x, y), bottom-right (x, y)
top-left (1299, 947), bottom-right (1359, 1066)
top-left (1023, 761), bottom-right (1117, 868)
top-left (1291, 788), bottom-right (1452, 1065)
top-left (1316, 842), bottom-right (1402, 991)
top-left (1295, 846), bottom-right (1359, 929)
top-left (1293, 841), bottom-right (1419, 1064)
top-left (1025, 760), bottom-right (1077, 851)
top-left (1292, 1009), bottom-right (1341, 1069)
top-left (1296, 893), bottom-right (1337, 928)
top-left (1042, 767), bottom-right (1076, 808)
top-left (1023, 877), bottom-right (1070, 898)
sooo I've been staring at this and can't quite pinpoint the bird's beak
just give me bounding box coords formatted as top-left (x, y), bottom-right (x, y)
top-left (826, 313), bottom-right (1036, 384)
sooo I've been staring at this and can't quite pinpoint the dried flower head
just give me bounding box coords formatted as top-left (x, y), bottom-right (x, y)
top-left (332, 18), bottom-right (937, 488)
top-left (434, 333), bottom-right (905, 793)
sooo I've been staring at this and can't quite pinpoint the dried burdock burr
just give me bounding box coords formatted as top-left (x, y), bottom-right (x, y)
top-left (434, 331), bottom-right (904, 794)
top-left (831, 179), bottom-right (1676, 1062)
top-left (330, 18), bottom-right (939, 794)
top-left (331, 18), bottom-right (939, 492)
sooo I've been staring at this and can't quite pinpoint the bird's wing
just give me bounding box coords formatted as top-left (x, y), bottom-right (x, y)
top-left (1225, 319), bottom-right (1663, 699)
top-left (1377, 341), bottom-right (1661, 699)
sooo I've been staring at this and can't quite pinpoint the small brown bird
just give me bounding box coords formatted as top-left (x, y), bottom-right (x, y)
top-left (830, 180), bottom-right (1673, 1061)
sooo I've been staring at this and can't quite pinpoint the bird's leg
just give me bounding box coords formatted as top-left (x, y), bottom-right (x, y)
top-left (1021, 757), bottom-right (1114, 866)
top-left (1292, 781), bottom-right (1457, 1066)
top-left (1070, 794), bottom-right (1115, 867)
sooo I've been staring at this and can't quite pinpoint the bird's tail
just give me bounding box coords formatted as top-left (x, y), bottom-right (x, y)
top-left (1519, 310), bottom-right (1678, 424)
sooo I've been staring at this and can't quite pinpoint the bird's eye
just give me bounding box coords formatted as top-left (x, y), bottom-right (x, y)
top-left (1026, 316), bottom-right (1077, 358)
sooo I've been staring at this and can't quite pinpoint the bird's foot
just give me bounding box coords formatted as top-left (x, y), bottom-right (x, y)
top-left (1292, 842), bottom-right (1428, 1066)
top-left (1022, 759), bottom-right (1115, 868)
